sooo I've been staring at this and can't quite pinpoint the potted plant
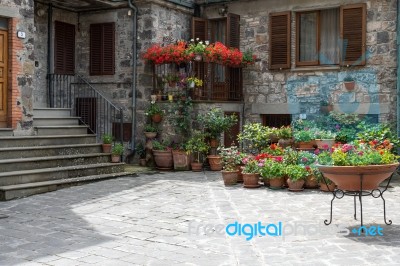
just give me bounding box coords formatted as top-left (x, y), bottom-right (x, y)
top-left (186, 38), bottom-right (209, 61)
top-left (102, 133), bottom-right (113, 153)
top-left (219, 146), bottom-right (245, 186)
top-left (343, 76), bottom-right (355, 91)
top-left (320, 100), bottom-right (333, 114)
top-left (260, 158), bottom-right (285, 189)
top-left (297, 151), bottom-right (318, 188)
top-left (136, 142), bottom-right (147, 166)
top-left (262, 143), bottom-right (284, 159)
top-left (166, 74), bottom-right (179, 88)
top-left (285, 164), bottom-right (308, 191)
top-left (146, 103), bottom-right (163, 123)
top-left (316, 140), bottom-right (399, 191)
top-left (242, 49), bottom-right (257, 66)
top-left (241, 157), bottom-right (261, 188)
top-left (276, 126), bottom-right (293, 148)
top-left (314, 168), bottom-right (336, 192)
top-left (152, 140), bottom-right (173, 170)
top-left (238, 123), bottom-right (272, 154)
top-left (199, 108), bottom-right (238, 148)
top-left (185, 132), bottom-right (210, 172)
top-left (171, 143), bottom-right (190, 171)
top-left (186, 77), bottom-right (203, 89)
top-left (111, 143), bottom-right (124, 163)
top-left (293, 128), bottom-right (316, 150)
top-left (314, 130), bottom-right (337, 149)
top-left (144, 124), bottom-right (158, 139)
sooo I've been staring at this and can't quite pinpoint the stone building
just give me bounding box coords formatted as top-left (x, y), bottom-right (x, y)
top-left (0, 0), bottom-right (398, 149)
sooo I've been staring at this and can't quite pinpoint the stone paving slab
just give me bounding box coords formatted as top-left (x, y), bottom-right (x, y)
top-left (0, 170), bottom-right (400, 265)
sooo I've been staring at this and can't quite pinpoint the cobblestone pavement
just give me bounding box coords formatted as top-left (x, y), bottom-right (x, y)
top-left (1, 171), bottom-right (400, 266)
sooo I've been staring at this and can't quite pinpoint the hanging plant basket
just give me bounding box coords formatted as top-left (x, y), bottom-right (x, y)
top-left (152, 114), bottom-right (162, 123)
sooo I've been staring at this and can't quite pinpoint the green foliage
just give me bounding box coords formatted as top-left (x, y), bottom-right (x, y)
top-left (152, 140), bottom-right (171, 151)
top-left (284, 164), bottom-right (309, 181)
top-left (293, 129), bottom-right (316, 142)
top-left (145, 103), bottom-right (163, 116)
top-left (297, 151), bottom-right (317, 165)
top-left (276, 126), bottom-right (293, 139)
top-left (144, 124), bottom-right (158, 133)
top-left (219, 146), bottom-right (242, 171)
top-left (102, 133), bottom-right (113, 144)
top-left (283, 148), bottom-right (300, 165)
top-left (112, 143), bottom-right (124, 155)
top-left (198, 108), bottom-right (238, 139)
top-left (343, 76), bottom-right (354, 82)
top-left (242, 159), bottom-right (260, 174)
top-left (185, 131), bottom-right (210, 162)
top-left (314, 130), bottom-right (336, 139)
top-left (171, 97), bottom-right (193, 139)
top-left (136, 142), bottom-right (146, 159)
top-left (238, 123), bottom-right (272, 153)
top-left (260, 159), bottom-right (285, 179)
top-left (356, 123), bottom-right (400, 152)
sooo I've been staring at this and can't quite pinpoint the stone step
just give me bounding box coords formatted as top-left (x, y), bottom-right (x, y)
top-left (0, 163), bottom-right (125, 187)
top-left (33, 117), bottom-right (80, 126)
top-left (0, 129), bottom-right (13, 136)
top-left (0, 153), bottom-right (111, 173)
top-left (0, 171), bottom-right (134, 201)
top-left (35, 125), bottom-right (89, 135)
top-left (33, 108), bottom-right (71, 117)
top-left (0, 135), bottom-right (97, 148)
top-left (0, 144), bottom-right (103, 160)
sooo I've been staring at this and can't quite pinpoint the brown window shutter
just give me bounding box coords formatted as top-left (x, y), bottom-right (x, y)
top-left (192, 17), bottom-right (208, 41)
top-left (340, 4), bottom-right (366, 66)
top-left (54, 21), bottom-right (75, 74)
top-left (269, 11), bottom-right (291, 70)
top-left (227, 13), bottom-right (240, 48)
top-left (90, 23), bottom-right (115, 75)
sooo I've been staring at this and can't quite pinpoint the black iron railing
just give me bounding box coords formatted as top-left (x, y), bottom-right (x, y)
top-left (47, 73), bottom-right (123, 143)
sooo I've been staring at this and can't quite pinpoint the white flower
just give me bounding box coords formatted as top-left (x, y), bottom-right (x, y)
top-left (190, 39), bottom-right (194, 42)
top-left (205, 40), bottom-right (209, 45)
top-left (145, 112), bottom-right (149, 116)
top-left (199, 41), bottom-right (203, 44)
top-left (196, 38), bottom-right (199, 41)
top-left (150, 101), bottom-right (155, 104)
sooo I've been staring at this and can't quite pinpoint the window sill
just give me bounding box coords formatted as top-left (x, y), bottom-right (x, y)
top-left (291, 66), bottom-right (340, 72)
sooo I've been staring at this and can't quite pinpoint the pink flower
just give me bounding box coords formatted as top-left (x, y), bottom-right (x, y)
top-left (273, 156), bottom-right (283, 162)
top-left (322, 144), bottom-right (329, 150)
top-left (314, 149), bottom-right (320, 155)
top-left (301, 157), bottom-right (308, 162)
top-left (335, 124), bottom-right (341, 130)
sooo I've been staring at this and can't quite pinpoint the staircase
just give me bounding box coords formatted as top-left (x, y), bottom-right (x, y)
top-left (0, 108), bottom-right (133, 201)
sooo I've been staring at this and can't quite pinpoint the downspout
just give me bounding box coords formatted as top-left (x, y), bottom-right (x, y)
top-left (128, 0), bottom-right (138, 153)
top-left (397, 0), bottom-right (400, 139)
top-left (47, 4), bottom-right (53, 107)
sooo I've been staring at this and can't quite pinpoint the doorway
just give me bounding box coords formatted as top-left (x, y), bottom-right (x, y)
top-left (0, 29), bottom-right (8, 128)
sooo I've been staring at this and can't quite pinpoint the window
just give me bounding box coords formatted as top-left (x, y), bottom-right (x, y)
top-left (191, 14), bottom-right (242, 101)
top-left (269, 4), bottom-right (366, 69)
top-left (54, 21), bottom-right (75, 74)
top-left (261, 114), bottom-right (292, 128)
top-left (90, 23), bottom-right (115, 75)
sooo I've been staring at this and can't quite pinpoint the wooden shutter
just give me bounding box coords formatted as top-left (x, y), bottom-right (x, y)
top-left (90, 23), bottom-right (115, 75)
top-left (227, 13), bottom-right (240, 48)
top-left (192, 17), bottom-right (208, 41)
top-left (54, 21), bottom-right (75, 74)
top-left (340, 4), bottom-right (366, 66)
top-left (269, 12), bottom-right (291, 70)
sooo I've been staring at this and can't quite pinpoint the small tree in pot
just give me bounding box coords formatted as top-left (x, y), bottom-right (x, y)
top-left (111, 143), bottom-right (124, 163)
top-left (185, 131), bottom-right (210, 172)
top-left (285, 164), bottom-right (309, 191)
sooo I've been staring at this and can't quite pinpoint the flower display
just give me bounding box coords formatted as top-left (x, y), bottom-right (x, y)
top-left (262, 144), bottom-right (284, 156)
top-left (219, 146), bottom-right (243, 171)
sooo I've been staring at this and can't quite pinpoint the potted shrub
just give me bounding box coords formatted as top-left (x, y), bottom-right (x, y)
top-left (297, 151), bottom-right (318, 188)
top-left (276, 126), bottom-right (293, 148)
top-left (219, 146), bottom-right (239, 186)
top-left (172, 143), bottom-right (190, 171)
top-left (241, 157), bottom-right (261, 188)
top-left (185, 132), bottom-right (210, 172)
top-left (144, 124), bottom-right (158, 139)
top-left (314, 130), bottom-right (337, 149)
top-left (293, 128), bottom-right (316, 150)
top-left (343, 76), bottom-right (355, 91)
top-left (187, 38), bottom-right (208, 61)
top-left (146, 103), bottom-right (163, 123)
top-left (136, 142), bottom-right (146, 166)
top-left (102, 133), bottom-right (113, 153)
top-left (152, 140), bottom-right (173, 170)
top-left (199, 108), bottom-right (238, 148)
top-left (260, 158), bottom-right (285, 189)
top-left (238, 123), bottom-right (272, 154)
top-left (262, 143), bottom-right (284, 159)
top-left (285, 164), bottom-right (308, 191)
top-left (111, 143), bottom-right (124, 163)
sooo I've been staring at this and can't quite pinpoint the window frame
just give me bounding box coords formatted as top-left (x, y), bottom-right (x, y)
top-left (90, 22), bottom-right (115, 76)
top-left (295, 10), bottom-right (320, 67)
top-left (54, 21), bottom-right (75, 75)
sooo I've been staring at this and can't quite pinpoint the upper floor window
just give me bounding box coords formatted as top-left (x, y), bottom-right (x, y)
top-left (54, 21), bottom-right (75, 74)
top-left (269, 4), bottom-right (366, 70)
top-left (90, 23), bottom-right (115, 75)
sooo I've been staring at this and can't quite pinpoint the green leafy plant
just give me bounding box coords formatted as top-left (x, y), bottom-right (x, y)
top-left (136, 142), bottom-right (146, 159)
top-left (297, 150), bottom-right (317, 166)
top-left (187, 38), bottom-right (209, 54)
top-left (144, 124), bottom-right (158, 133)
top-left (152, 140), bottom-right (172, 151)
top-left (187, 77), bottom-right (203, 87)
top-left (185, 131), bottom-right (210, 162)
top-left (293, 128), bottom-right (316, 142)
top-left (261, 143), bottom-right (284, 156)
top-left (276, 126), bottom-right (292, 139)
top-left (242, 49), bottom-right (256, 65)
top-left (198, 108), bottom-right (238, 139)
top-left (356, 123), bottom-right (399, 152)
top-left (145, 103), bottom-right (163, 116)
top-left (314, 130), bottom-right (337, 139)
top-left (285, 164), bottom-right (309, 181)
top-left (112, 143), bottom-right (124, 155)
top-left (260, 159), bottom-right (285, 179)
top-left (238, 123), bottom-right (272, 153)
top-left (102, 133), bottom-right (113, 144)
top-left (219, 146), bottom-right (242, 171)
top-left (343, 76), bottom-right (354, 82)
top-left (241, 158), bottom-right (260, 174)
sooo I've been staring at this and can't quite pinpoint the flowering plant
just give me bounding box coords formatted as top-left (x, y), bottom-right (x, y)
top-left (143, 41), bottom-right (192, 64)
top-left (186, 77), bottom-right (203, 87)
top-left (317, 140), bottom-right (398, 166)
top-left (238, 123), bottom-right (273, 153)
top-left (241, 158), bottom-right (260, 174)
top-left (276, 126), bottom-right (292, 139)
top-left (262, 144), bottom-right (284, 156)
top-left (297, 150), bottom-right (317, 166)
top-left (204, 42), bottom-right (244, 67)
top-left (219, 146), bottom-right (243, 171)
top-left (187, 38), bottom-right (209, 55)
top-left (260, 159), bottom-right (285, 179)
top-left (145, 103), bottom-right (163, 116)
top-left (284, 164), bottom-right (309, 181)
top-left (314, 130), bottom-right (336, 139)
top-left (242, 50), bottom-right (257, 65)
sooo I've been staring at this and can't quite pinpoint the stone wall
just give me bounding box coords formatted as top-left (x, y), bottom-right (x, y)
top-left (0, 0), bottom-right (35, 134)
top-left (203, 0), bottom-right (397, 125)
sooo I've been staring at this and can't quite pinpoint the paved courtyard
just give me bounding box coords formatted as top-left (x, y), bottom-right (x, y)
top-left (1, 170), bottom-right (400, 266)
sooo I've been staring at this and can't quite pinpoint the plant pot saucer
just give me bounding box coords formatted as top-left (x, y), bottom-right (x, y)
top-left (269, 186), bottom-right (284, 190)
top-left (243, 184), bottom-right (261, 188)
top-left (288, 188), bottom-right (304, 192)
top-left (156, 167), bottom-right (173, 171)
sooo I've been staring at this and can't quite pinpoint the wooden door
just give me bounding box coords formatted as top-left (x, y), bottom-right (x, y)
top-left (0, 30), bottom-right (7, 127)
top-left (224, 112), bottom-right (240, 147)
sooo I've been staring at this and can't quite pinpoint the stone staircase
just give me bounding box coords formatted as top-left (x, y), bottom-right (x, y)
top-left (0, 108), bottom-right (133, 201)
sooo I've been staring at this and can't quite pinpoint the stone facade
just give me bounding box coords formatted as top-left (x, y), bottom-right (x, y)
top-left (203, 0), bottom-right (398, 125)
top-left (0, 0), bottom-right (35, 134)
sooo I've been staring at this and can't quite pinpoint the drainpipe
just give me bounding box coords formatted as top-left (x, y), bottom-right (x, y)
top-left (397, 0), bottom-right (400, 139)
top-left (128, 0), bottom-right (138, 153)
top-left (47, 3), bottom-right (53, 107)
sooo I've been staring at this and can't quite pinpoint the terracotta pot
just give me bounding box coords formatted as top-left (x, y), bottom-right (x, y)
top-left (191, 162), bottom-right (203, 172)
top-left (102, 144), bottom-right (112, 153)
top-left (152, 114), bottom-right (162, 123)
top-left (344, 81), bottom-right (355, 91)
top-left (269, 177), bottom-right (284, 189)
top-left (209, 138), bottom-right (219, 148)
top-left (319, 181), bottom-right (336, 192)
top-left (221, 170), bottom-right (238, 186)
top-left (111, 154), bottom-right (121, 163)
top-left (236, 165), bottom-right (244, 182)
top-left (287, 179), bottom-right (305, 191)
top-left (305, 174), bottom-right (319, 189)
top-left (156, 94), bottom-right (162, 101)
top-left (320, 105), bottom-right (333, 114)
top-left (172, 150), bottom-right (190, 171)
top-left (278, 138), bottom-right (293, 148)
top-left (242, 173), bottom-right (260, 188)
top-left (317, 163), bottom-right (399, 191)
top-left (263, 178), bottom-right (270, 187)
top-left (315, 139), bottom-right (335, 149)
top-left (208, 155), bottom-right (223, 171)
top-left (269, 133), bottom-right (279, 143)
top-left (296, 141), bottom-right (316, 149)
top-left (139, 158), bottom-right (146, 166)
top-left (152, 150), bottom-right (173, 170)
top-left (150, 95), bottom-right (157, 102)
top-left (144, 132), bottom-right (157, 139)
